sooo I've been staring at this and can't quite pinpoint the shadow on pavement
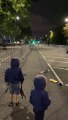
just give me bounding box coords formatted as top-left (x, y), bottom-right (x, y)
top-left (10, 106), bottom-right (34, 120)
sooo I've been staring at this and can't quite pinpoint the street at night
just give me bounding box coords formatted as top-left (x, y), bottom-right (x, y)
top-left (0, 0), bottom-right (68, 120)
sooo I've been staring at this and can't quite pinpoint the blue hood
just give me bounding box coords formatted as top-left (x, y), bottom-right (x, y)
top-left (34, 75), bottom-right (46, 90)
top-left (11, 58), bottom-right (20, 67)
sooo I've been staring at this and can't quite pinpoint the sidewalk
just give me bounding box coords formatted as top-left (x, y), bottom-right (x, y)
top-left (0, 45), bottom-right (33, 120)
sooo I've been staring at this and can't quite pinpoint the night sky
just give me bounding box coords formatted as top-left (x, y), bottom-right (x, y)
top-left (30, 0), bottom-right (68, 36)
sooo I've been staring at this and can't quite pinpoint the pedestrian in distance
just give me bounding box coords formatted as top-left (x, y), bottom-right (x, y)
top-left (29, 75), bottom-right (51, 120)
top-left (5, 58), bottom-right (24, 106)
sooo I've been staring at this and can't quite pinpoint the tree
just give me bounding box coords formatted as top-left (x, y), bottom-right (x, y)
top-left (49, 31), bottom-right (55, 44)
top-left (63, 23), bottom-right (68, 38)
top-left (0, 0), bottom-right (32, 41)
top-left (53, 26), bottom-right (65, 45)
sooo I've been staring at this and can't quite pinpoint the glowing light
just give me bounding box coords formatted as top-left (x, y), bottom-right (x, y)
top-left (16, 16), bottom-right (20, 20)
top-left (50, 30), bottom-right (52, 33)
top-left (65, 18), bottom-right (68, 23)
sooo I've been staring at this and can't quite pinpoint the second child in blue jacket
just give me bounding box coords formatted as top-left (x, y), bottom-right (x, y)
top-left (5, 58), bottom-right (24, 106)
top-left (29, 75), bottom-right (51, 120)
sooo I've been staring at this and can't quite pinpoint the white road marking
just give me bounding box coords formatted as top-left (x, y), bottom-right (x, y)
top-left (48, 63), bottom-right (64, 85)
top-left (39, 51), bottom-right (64, 85)
top-left (42, 52), bottom-right (67, 56)
top-left (65, 84), bottom-right (68, 86)
top-left (0, 56), bottom-right (11, 66)
top-left (43, 55), bottom-right (68, 60)
top-left (7, 46), bottom-right (21, 48)
top-left (53, 67), bottom-right (68, 70)
top-left (1, 56), bottom-right (11, 62)
top-left (47, 59), bottom-right (68, 64)
top-left (42, 54), bottom-right (46, 60)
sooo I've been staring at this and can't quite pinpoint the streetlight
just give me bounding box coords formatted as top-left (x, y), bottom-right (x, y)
top-left (64, 17), bottom-right (68, 23)
top-left (50, 30), bottom-right (52, 33)
top-left (64, 17), bottom-right (68, 52)
top-left (14, 16), bottom-right (20, 42)
top-left (64, 17), bottom-right (68, 38)
top-left (16, 16), bottom-right (20, 20)
top-left (45, 35), bottom-right (47, 37)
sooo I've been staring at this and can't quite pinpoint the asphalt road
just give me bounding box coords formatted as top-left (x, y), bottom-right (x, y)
top-left (37, 44), bottom-right (68, 85)
top-left (0, 44), bottom-right (68, 120)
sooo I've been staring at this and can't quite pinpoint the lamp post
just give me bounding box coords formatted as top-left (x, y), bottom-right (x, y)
top-left (64, 17), bottom-right (68, 41)
top-left (49, 30), bottom-right (54, 44)
top-left (14, 16), bottom-right (20, 42)
top-left (64, 17), bottom-right (68, 53)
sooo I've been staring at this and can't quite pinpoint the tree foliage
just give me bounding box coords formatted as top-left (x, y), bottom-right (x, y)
top-left (0, 0), bottom-right (32, 39)
top-left (63, 23), bottom-right (68, 38)
top-left (53, 26), bottom-right (66, 45)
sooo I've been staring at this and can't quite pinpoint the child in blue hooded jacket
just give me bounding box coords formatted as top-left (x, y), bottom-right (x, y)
top-left (29, 75), bottom-right (51, 120)
top-left (5, 58), bottom-right (24, 106)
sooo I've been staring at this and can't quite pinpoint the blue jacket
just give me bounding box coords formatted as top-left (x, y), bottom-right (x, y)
top-left (29, 75), bottom-right (51, 112)
top-left (5, 58), bottom-right (24, 84)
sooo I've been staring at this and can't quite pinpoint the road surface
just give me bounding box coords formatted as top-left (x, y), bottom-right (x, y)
top-left (0, 44), bottom-right (68, 120)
